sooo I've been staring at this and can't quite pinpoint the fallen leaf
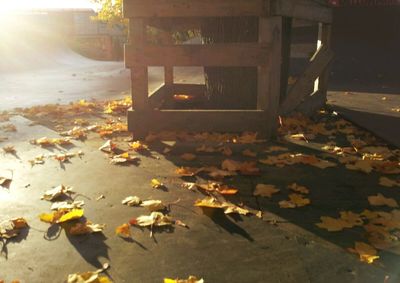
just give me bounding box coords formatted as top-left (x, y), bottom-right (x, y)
top-left (175, 167), bottom-right (203, 177)
top-left (242, 149), bottom-right (257, 157)
top-left (346, 160), bottom-right (374, 174)
top-left (122, 196), bottom-right (141, 206)
top-left (280, 194), bottom-right (311, 208)
top-left (41, 185), bottom-right (74, 201)
top-left (339, 211), bottom-right (363, 227)
top-left (379, 177), bottom-right (400, 188)
top-left (348, 242), bottom-right (379, 264)
top-left (151, 179), bottom-right (164, 189)
top-left (51, 200), bottom-right (85, 210)
top-left (253, 184), bottom-right (280, 198)
top-left (69, 221), bottom-right (105, 235)
top-left (288, 183), bottom-right (309, 194)
top-left (99, 140), bottom-right (116, 153)
top-left (316, 216), bottom-right (351, 232)
top-left (134, 212), bottom-right (173, 227)
top-left (58, 209), bottom-right (84, 223)
top-left (180, 153), bottom-right (197, 161)
top-left (67, 263), bottom-right (111, 283)
top-left (164, 276), bottom-right (204, 283)
top-left (2, 145), bottom-right (16, 154)
top-left (30, 137), bottom-right (72, 147)
top-left (368, 194), bottom-right (399, 208)
top-left (0, 176), bottom-right (12, 187)
top-left (181, 182), bottom-right (196, 191)
top-left (140, 200), bottom-right (166, 211)
top-left (116, 223), bottom-right (131, 238)
top-left (196, 144), bottom-right (216, 153)
top-left (110, 152), bottom-right (139, 164)
top-left (278, 200), bottom-right (297, 208)
top-left (0, 218), bottom-right (28, 239)
top-left (129, 141), bottom-right (148, 152)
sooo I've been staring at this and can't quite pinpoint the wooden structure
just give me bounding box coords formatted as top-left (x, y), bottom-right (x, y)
top-left (123, 0), bottom-right (333, 138)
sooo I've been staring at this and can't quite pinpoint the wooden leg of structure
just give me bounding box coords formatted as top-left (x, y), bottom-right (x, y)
top-left (317, 23), bottom-right (332, 100)
top-left (258, 16), bottom-right (284, 138)
top-left (128, 19), bottom-right (150, 138)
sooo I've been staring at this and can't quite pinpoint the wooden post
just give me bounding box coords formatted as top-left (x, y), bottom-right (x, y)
top-left (130, 19), bottom-right (149, 111)
top-left (317, 23), bottom-right (332, 100)
top-left (159, 30), bottom-right (174, 90)
top-left (257, 16), bottom-right (283, 137)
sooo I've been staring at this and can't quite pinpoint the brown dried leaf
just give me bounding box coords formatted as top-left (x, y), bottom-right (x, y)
top-left (253, 184), bottom-right (280, 198)
top-left (368, 194), bottom-right (399, 208)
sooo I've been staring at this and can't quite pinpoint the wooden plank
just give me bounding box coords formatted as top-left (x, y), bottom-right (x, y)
top-left (257, 17), bottom-right (283, 137)
top-left (125, 43), bottom-right (271, 67)
top-left (128, 19), bottom-right (149, 111)
top-left (279, 45), bottom-right (334, 115)
top-left (128, 109), bottom-right (267, 136)
top-left (269, 0), bottom-right (333, 23)
top-left (123, 0), bottom-right (266, 18)
top-left (148, 18), bottom-right (204, 31)
top-left (296, 90), bottom-right (325, 116)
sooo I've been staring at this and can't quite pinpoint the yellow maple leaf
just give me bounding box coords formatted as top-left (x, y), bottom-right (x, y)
top-left (57, 209), bottom-right (84, 223)
top-left (115, 223), bottom-right (131, 238)
top-left (151, 179), bottom-right (164, 189)
top-left (348, 242), bottom-right (379, 264)
top-left (288, 193), bottom-right (310, 207)
top-left (129, 141), bottom-right (148, 151)
top-left (368, 194), bottom-right (399, 208)
top-left (253, 184), bottom-right (280, 198)
top-left (316, 216), bottom-right (351, 232)
top-left (288, 183), bottom-right (309, 194)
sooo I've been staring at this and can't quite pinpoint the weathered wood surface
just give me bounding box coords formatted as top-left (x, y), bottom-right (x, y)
top-left (123, 0), bottom-right (266, 18)
top-left (128, 109), bottom-right (267, 135)
top-left (257, 17), bottom-right (283, 136)
top-left (129, 19), bottom-right (149, 111)
top-left (269, 0), bottom-right (333, 23)
top-left (279, 45), bottom-right (334, 115)
top-left (125, 44), bottom-right (271, 67)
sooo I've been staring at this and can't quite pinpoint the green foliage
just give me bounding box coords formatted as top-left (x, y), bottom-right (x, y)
top-left (91, 0), bottom-right (127, 27)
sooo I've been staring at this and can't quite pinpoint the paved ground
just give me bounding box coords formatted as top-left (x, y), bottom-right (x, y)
top-left (0, 113), bottom-right (398, 283)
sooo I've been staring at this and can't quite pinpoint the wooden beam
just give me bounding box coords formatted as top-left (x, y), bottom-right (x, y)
top-left (125, 43), bottom-right (271, 67)
top-left (257, 17), bottom-right (284, 137)
top-left (279, 45), bottom-right (334, 115)
top-left (148, 18), bottom-right (204, 31)
top-left (128, 109), bottom-right (267, 137)
top-left (269, 0), bottom-right (333, 23)
top-left (280, 17), bottom-right (292, 102)
top-left (296, 90), bottom-right (326, 116)
top-left (123, 0), bottom-right (266, 18)
top-left (128, 19), bottom-right (149, 111)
